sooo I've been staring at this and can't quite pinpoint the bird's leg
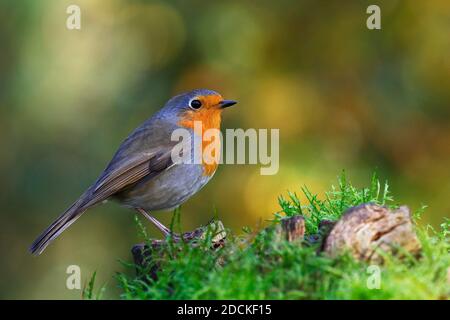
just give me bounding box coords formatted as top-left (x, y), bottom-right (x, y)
top-left (136, 208), bottom-right (181, 240)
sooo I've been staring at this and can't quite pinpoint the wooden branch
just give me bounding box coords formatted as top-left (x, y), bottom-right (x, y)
top-left (132, 220), bottom-right (226, 278)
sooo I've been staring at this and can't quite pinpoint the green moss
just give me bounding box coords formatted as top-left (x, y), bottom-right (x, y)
top-left (115, 172), bottom-right (449, 300)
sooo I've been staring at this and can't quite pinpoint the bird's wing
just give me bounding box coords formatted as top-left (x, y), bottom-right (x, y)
top-left (86, 147), bottom-right (176, 207)
top-left (81, 118), bottom-right (192, 207)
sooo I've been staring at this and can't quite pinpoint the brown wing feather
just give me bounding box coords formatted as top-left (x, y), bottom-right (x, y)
top-left (89, 150), bottom-right (174, 206)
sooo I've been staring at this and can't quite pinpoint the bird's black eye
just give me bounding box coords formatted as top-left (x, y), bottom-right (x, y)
top-left (189, 99), bottom-right (202, 109)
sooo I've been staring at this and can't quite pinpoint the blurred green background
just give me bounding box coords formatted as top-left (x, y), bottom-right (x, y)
top-left (0, 0), bottom-right (449, 299)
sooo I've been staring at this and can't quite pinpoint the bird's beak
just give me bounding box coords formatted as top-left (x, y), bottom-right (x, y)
top-left (219, 100), bottom-right (237, 109)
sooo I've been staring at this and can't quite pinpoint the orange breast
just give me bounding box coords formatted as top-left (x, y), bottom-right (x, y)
top-left (178, 107), bottom-right (222, 176)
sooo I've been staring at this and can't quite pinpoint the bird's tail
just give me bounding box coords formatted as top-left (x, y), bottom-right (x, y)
top-left (29, 197), bottom-right (90, 255)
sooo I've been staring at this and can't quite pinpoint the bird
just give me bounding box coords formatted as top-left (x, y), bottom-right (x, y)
top-left (30, 89), bottom-right (237, 255)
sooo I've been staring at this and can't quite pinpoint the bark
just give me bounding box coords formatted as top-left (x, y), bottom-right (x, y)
top-left (323, 203), bottom-right (421, 263)
top-left (132, 220), bottom-right (226, 278)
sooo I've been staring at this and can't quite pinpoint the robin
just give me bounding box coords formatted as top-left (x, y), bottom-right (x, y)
top-left (30, 89), bottom-right (237, 255)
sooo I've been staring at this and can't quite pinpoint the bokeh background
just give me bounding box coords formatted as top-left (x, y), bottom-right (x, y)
top-left (0, 0), bottom-right (449, 299)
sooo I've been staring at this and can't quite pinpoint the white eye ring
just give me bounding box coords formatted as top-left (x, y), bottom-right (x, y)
top-left (189, 98), bottom-right (202, 109)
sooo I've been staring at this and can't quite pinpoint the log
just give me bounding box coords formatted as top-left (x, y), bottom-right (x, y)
top-left (131, 216), bottom-right (307, 279)
top-left (323, 203), bottom-right (421, 263)
top-left (272, 215), bottom-right (305, 243)
top-left (131, 203), bottom-right (422, 280)
top-left (132, 220), bottom-right (226, 279)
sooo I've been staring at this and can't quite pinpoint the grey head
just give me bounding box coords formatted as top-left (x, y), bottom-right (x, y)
top-left (156, 88), bottom-right (223, 122)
